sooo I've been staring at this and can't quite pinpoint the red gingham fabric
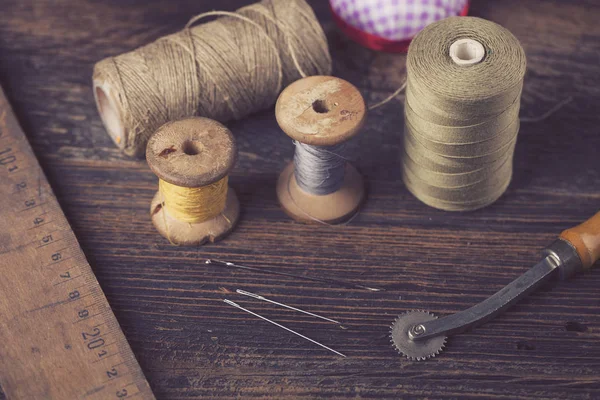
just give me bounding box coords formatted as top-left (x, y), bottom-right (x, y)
top-left (330, 0), bottom-right (469, 52)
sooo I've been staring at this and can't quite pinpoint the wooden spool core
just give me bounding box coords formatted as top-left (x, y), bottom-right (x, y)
top-left (93, 78), bottom-right (127, 152)
top-left (146, 117), bottom-right (239, 246)
top-left (275, 76), bottom-right (367, 224)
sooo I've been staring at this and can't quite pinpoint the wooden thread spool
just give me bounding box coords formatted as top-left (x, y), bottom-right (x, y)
top-left (275, 76), bottom-right (367, 224)
top-left (146, 117), bottom-right (239, 245)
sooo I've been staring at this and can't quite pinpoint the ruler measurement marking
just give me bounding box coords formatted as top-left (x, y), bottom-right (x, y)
top-left (112, 361), bottom-right (127, 369)
top-left (70, 303), bottom-right (103, 324)
top-left (74, 312), bottom-right (104, 324)
top-left (19, 201), bottom-right (48, 212)
top-left (4, 164), bottom-right (34, 176)
top-left (53, 274), bottom-right (82, 286)
top-left (25, 292), bottom-right (90, 314)
top-left (91, 352), bottom-right (121, 364)
top-left (26, 293), bottom-right (62, 314)
top-left (12, 185), bottom-right (28, 194)
top-left (0, 87), bottom-right (154, 399)
top-left (42, 255), bottom-right (73, 268)
top-left (101, 372), bottom-right (131, 386)
top-left (27, 220), bottom-right (54, 230)
top-left (126, 382), bottom-right (143, 397)
top-left (92, 289), bottom-right (105, 300)
top-left (120, 382), bottom-right (138, 393)
top-left (93, 321), bottom-right (108, 329)
top-left (83, 385), bottom-right (106, 398)
top-left (70, 283), bottom-right (91, 291)
top-left (105, 323), bottom-right (122, 338)
top-left (24, 291), bottom-right (95, 314)
top-left (35, 236), bottom-right (63, 248)
top-left (78, 301), bottom-right (101, 311)
top-left (37, 170), bottom-right (43, 198)
top-left (72, 292), bottom-right (94, 302)
top-left (47, 246), bottom-right (68, 254)
top-left (24, 299), bottom-right (69, 314)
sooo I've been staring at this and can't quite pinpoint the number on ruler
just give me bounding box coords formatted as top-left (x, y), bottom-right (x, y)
top-left (106, 368), bottom-right (118, 379)
top-left (88, 338), bottom-right (105, 350)
top-left (42, 235), bottom-right (54, 244)
top-left (81, 327), bottom-right (108, 357)
top-left (0, 147), bottom-right (14, 163)
top-left (0, 146), bottom-right (19, 172)
top-left (15, 180), bottom-right (27, 191)
top-left (82, 328), bottom-right (100, 340)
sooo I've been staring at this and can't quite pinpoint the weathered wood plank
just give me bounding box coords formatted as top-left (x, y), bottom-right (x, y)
top-left (0, 0), bottom-right (599, 398)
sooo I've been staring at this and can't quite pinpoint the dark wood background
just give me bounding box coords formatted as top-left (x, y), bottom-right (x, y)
top-left (1, 0), bottom-right (599, 398)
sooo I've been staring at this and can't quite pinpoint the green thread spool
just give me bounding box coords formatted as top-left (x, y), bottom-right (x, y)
top-left (403, 16), bottom-right (526, 211)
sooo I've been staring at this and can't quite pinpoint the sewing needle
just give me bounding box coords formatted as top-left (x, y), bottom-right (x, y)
top-left (236, 289), bottom-right (341, 324)
top-left (206, 259), bottom-right (384, 292)
top-left (223, 299), bottom-right (347, 358)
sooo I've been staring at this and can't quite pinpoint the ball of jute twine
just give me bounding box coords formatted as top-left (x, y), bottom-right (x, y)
top-left (403, 16), bottom-right (526, 211)
top-left (93, 0), bottom-right (331, 158)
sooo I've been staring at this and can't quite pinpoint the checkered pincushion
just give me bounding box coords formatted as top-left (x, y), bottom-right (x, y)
top-left (331, 0), bottom-right (469, 42)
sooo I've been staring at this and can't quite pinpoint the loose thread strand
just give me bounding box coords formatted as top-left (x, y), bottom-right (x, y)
top-left (520, 96), bottom-right (573, 123)
top-left (368, 81), bottom-right (407, 111)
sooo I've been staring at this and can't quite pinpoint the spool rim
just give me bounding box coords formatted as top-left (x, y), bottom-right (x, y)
top-left (146, 117), bottom-right (237, 188)
top-left (275, 76), bottom-right (367, 146)
top-left (276, 161), bottom-right (365, 224)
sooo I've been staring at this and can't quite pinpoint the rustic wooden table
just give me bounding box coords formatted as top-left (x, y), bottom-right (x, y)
top-left (1, 0), bottom-right (599, 398)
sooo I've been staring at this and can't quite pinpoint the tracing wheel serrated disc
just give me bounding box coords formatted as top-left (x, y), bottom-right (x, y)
top-left (390, 310), bottom-right (447, 361)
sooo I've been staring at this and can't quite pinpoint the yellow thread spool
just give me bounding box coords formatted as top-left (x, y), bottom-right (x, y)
top-left (146, 117), bottom-right (239, 246)
top-left (158, 178), bottom-right (229, 223)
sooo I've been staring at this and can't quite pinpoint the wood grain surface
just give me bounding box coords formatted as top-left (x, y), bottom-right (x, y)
top-left (1, 0), bottom-right (599, 399)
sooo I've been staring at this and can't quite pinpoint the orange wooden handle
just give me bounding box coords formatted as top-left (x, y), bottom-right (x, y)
top-left (559, 211), bottom-right (600, 269)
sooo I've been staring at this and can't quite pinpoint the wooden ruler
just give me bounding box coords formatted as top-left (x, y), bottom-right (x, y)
top-left (0, 87), bottom-right (155, 400)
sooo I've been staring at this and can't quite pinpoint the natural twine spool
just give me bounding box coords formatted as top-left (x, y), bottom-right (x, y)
top-left (93, 0), bottom-right (331, 158)
top-left (403, 16), bottom-right (526, 211)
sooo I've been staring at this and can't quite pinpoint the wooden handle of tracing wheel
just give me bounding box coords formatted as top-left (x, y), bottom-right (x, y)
top-left (559, 211), bottom-right (600, 269)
